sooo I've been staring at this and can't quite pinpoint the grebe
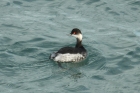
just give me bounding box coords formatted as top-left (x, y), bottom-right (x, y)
top-left (50, 28), bottom-right (87, 62)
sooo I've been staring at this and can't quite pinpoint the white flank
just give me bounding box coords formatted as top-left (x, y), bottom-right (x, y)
top-left (54, 53), bottom-right (85, 62)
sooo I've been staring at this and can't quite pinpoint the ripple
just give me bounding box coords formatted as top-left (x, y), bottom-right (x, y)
top-left (27, 37), bottom-right (45, 42)
top-left (0, 53), bottom-right (12, 58)
top-left (5, 2), bottom-right (10, 6)
top-left (109, 11), bottom-right (120, 16)
top-left (76, 0), bottom-right (84, 2)
top-left (36, 41), bottom-right (60, 48)
top-left (95, 2), bottom-right (106, 7)
top-left (8, 47), bottom-right (38, 57)
top-left (105, 7), bottom-right (111, 11)
top-left (91, 75), bottom-right (105, 80)
top-left (34, 52), bottom-right (48, 60)
top-left (130, 1), bottom-right (140, 6)
top-left (21, 48), bottom-right (38, 54)
top-left (117, 57), bottom-right (134, 70)
top-left (45, 0), bottom-right (55, 1)
top-left (66, 85), bottom-right (89, 92)
top-left (106, 67), bottom-right (123, 75)
top-left (126, 47), bottom-right (140, 65)
top-left (131, 7), bottom-right (139, 11)
top-left (9, 41), bottom-right (24, 50)
top-left (105, 7), bottom-right (120, 16)
top-left (86, 0), bottom-right (100, 5)
top-left (23, 0), bottom-right (36, 2)
top-left (2, 24), bottom-right (24, 29)
top-left (0, 57), bottom-right (18, 77)
top-left (85, 45), bottom-right (106, 70)
top-left (0, 37), bottom-right (12, 45)
top-left (13, 1), bottom-right (23, 5)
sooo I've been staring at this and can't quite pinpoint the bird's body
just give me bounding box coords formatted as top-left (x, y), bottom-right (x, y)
top-left (50, 28), bottom-right (87, 62)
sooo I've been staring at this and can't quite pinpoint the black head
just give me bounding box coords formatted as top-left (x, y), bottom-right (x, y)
top-left (70, 28), bottom-right (83, 41)
top-left (70, 28), bottom-right (82, 35)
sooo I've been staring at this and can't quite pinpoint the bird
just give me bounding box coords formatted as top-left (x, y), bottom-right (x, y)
top-left (50, 28), bottom-right (87, 62)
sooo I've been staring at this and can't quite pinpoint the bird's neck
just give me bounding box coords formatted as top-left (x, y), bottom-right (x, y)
top-left (75, 38), bottom-right (82, 48)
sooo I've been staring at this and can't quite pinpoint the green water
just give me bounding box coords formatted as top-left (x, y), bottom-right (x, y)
top-left (0, 0), bottom-right (140, 93)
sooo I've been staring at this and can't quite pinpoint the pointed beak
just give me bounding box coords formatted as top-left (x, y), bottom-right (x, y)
top-left (67, 34), bottom-right (71, 36)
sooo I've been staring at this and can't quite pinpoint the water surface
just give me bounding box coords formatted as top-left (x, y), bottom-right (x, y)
top-left (0, 0), bottom-right (140, 93)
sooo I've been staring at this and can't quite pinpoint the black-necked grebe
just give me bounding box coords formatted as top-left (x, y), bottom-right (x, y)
top-left (50, 28), bottom-right (87, 62)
